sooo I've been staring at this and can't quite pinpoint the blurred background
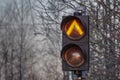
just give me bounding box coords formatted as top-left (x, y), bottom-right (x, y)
top-left (0, 0), bottom-right (119, 80)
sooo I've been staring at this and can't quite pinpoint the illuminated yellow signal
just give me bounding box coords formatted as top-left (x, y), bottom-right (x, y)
top-left (66, 20), bottom-right (84, 36)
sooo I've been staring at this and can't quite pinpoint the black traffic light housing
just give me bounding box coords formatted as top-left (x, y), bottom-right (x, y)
top-left (61, 14), bottom-right (89, 71)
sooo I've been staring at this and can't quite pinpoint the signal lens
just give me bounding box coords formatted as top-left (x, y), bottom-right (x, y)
top-left (64, 46), bottom-right (85, 67)
top-left (64, 19), bottom-right (85, 40)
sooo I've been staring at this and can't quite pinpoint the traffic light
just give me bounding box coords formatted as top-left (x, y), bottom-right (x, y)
top-left (61, 14), bottom-right (89, 71)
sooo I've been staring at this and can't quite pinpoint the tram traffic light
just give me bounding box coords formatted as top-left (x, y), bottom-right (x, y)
top-left (61, 15), bottom-right (89, 71)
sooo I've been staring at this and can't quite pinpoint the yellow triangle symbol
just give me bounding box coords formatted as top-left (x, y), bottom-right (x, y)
top-left (66, 20), bottom-right (84, 36)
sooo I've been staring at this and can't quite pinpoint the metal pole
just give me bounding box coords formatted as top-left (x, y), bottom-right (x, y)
top-left (74, 71), bottom-right (83, 80)
top-left (77, 71), bottom-right (82, 80)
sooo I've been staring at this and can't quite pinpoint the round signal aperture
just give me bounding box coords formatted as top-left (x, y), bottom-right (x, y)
top-left (64, 46), bottom-right (85, 67)
top-left (64, 19), bottom-right (85, 40)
